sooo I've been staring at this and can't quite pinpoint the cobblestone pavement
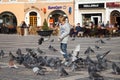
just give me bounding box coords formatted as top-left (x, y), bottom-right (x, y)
top-left (0, 34), bottom-right (120, 80)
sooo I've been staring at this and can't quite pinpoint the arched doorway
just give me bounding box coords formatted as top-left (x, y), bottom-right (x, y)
top-left (0, 11), bottom-right (17, 33)
top-left (110, 10), bottom-right (120, 26)
top-left (48, 10), bottom-right (67, 28)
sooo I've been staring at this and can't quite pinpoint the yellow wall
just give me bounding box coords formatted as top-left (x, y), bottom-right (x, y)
top-left (0, 3), bottom-right (25, 25)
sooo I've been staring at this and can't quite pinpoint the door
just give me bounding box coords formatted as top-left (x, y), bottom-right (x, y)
top-left (29, 16), bottom-right (37, 27)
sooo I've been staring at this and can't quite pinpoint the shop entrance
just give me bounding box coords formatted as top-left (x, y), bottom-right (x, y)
top-left (91, 16), bottom-right (101, 27)
top-left (48, 10), bottom-right (67, 28)
top-left (82, 13), bottom-right (102, 27)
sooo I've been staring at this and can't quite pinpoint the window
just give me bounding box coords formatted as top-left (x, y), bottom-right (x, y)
top-left (9, 0), bottom-right (17, 2)
top-left (28, 0), bottom-right (36, 2)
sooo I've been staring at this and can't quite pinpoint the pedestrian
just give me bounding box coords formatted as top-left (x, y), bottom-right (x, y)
top-left (20, 21), bottom-right (27, 36)
top-left (58, 15), bottom-right (71, 63)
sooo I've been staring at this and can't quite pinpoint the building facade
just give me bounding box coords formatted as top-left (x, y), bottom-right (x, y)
top-left (75, 0), bottom-right (120, 27)
top-left (0, 0), bottom-right (120, 34)
top-left (0, 0), bottom-right (74, 34)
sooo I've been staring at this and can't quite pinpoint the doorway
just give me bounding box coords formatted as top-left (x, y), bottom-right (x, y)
top-left (29, 12), bottom-right (37, 27)
top-left (116, 17), bottom-right (120, 27)
top-left (91, 16), bottom-right (101, 27)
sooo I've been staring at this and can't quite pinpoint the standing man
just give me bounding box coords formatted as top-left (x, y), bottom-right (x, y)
top-left (58, 15), bottom-right (71, 62)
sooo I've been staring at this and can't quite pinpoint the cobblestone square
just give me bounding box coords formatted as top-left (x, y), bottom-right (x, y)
top-left (0, 34), bottom-right (120, 80)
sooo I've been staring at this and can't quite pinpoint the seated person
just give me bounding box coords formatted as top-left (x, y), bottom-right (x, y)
top-left (69, 25), bottom-right (77, 37)
top-left (75, 23), bottom-right (83, 37)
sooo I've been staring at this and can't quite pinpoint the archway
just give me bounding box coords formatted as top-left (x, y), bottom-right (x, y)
top-left (110, 10), bottom-right (120, 26)
top-left (0, 11), bottom-right (17, 33)
top-left (48, 10), bottom-right (67, 27)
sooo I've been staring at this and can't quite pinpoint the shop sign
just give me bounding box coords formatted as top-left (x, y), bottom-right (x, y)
top-left (79, 3), bottom-right (104, 9)
top-left (48, 6), bottom-right (63, 10)
top-left (106, 2), bottom-right (120, 8)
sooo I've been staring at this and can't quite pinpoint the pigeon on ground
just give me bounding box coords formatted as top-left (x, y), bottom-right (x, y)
top-left (112, 62), bottom-right (120, 75)
top-left (59, 66), bottom-right (69, 76)
top-left (16, 48), bottom-right (22, 55)
top-left (8, 52), bottom-right (18, 68)
top-left (95, 45), bottom-right (101, 50)
top-left (37, 47), bottom-right (46, 54)
top-left (33, 67), bottom-right (46, 75)
top-left (88, 64), bottom-right (104, 80)
top-left (48, 45), bottom-right (58, 52)
top-left (38, 37), bottom-right (44, 45)
top-left (0, 50), bottom-right (5, 58)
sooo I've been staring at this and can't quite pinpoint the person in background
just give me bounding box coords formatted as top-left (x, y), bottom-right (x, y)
top-left (58, 15), bottom-right (71, 63)
top-left (20, 21), bottom-right (27, 36)
top-left (69, 25), bottom-right (77, 39)
top-left (75, 23), bottom-right (83, 37)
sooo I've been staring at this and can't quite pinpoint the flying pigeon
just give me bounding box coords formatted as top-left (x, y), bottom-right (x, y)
top-left (84, 47), bottom-right (95, 55)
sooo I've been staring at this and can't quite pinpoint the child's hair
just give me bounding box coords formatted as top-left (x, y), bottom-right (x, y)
top-left (58, 15), bottom-right (68, 22)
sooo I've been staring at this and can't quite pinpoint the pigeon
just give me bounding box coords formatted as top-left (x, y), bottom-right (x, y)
top-left (84, 47), bottom-right (95, 55)
top-left (112, 62), bottom-right (120, 75)
top-left (8, 52), bottom-right (18, 68)
top-left (95, 45), bottom-right (101, 50)
top-left (48, 45), bottom-right (58, 52)
top-left (96, 50), bottom-right (111, 61)
top-left (50, 39), bottom-right (54, 42)
top-left (38, 37), bottom-right (44, 45)
top-left (88, 64), bottom-right (104, 80)
top-left (9, 51), bottom-right (16, 61)
top-left (85, 55), bottom-right (96, 65)
top-left (59, 66), bottom-right (69, 76)
top-left (16, 55), bottom-right (24, 65)
top-left (106, 37), bottom-right (111, 41)
top-left (33, 67), bottom-right (46, 75)
top-left (95, 39), bottom-right (105, 44)
top-left (16, 48), bottom-right (22, 55)
top-left (0, 50), bottom-right (5, 58)
top-left (89, 72), bottom-right (104, 80)
top-left (71, 61), bottom-right (80, 71)
top-left (37, 47), bottom-right (46, 54)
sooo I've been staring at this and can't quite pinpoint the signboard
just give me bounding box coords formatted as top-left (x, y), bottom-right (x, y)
top-left (48, 5), bottom-right (66, 10)
top-left (79, 3), bottom-right (104, 9)
top-left (106, 2), bottom-right (120, 8)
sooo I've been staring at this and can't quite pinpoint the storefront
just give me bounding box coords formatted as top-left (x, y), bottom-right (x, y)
top-left (75, 2), bottom-right (105, 27)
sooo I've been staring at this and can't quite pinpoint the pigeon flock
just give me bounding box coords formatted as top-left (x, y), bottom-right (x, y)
top-left (0, 36), bottom-right (120, 80)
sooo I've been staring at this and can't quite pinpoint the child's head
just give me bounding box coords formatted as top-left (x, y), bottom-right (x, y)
top-left (58, 15), bottom-right (67, 23)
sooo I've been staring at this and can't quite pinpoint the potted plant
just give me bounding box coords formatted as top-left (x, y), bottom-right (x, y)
top-left (37, 18), bottom-right (53, 36)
